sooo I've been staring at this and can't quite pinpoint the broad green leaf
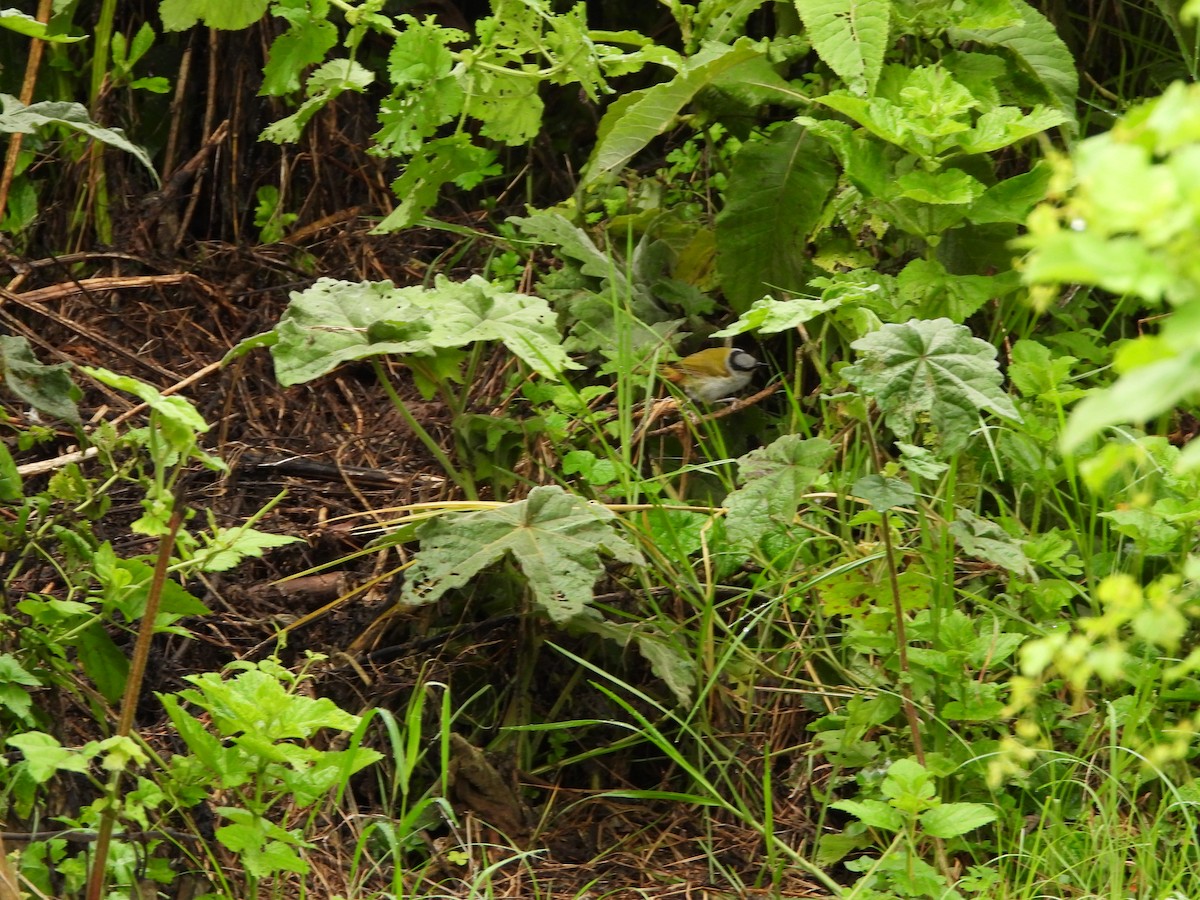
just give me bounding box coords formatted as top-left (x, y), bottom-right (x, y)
top-left (920, 802), bottom-right (997, 838)
top-left (1061, 348), bottom-right (1200, 452)
top-left (159, 0), bottom-right (268, 31)
top-left (261, 4), bottom-right (338, 96)
top-left (725, 436), bottom-right (833, 550)
top-left (715, 123), bottom-right (838, 312)
top-left (0, 94), bottom-right (158, 181)
top-left (582, 39), bottom-right (766, 186)
top-left (0, 334), bottom-right (80, 423)
top-left (267, 280), bottom-right (433, 386)
top-left (949, 509), bottom-right (1033, 577)
top-left (7, 732), bottom-right (92, 783)
top-left (401, 486), bottom-right (645, 624)
top-left (420, 276), bottom-right (582, 378)
top-left (852, 475), bottom-right (914, 511)
top-left (844, 318), bottom-right (1021, 454)
top-left (968, 163), bottom-right (1052, 224)
top-left (80, 367), bottom-right (209, 437)
top-left (462, 67), bottom-right (544, 145)
top-left (0, 8), bottom-right (84, 41)
top-left (830, 798), bottom-right (904, 831)
top-left (895, 258), bottom-right (1018, 323)
top-left (0, 442), bottom-right (19, 501)
top-left (956, 104), bottom-right (1068, 154)
top-left (184, 668), bottom-right (361, 739)
top-left (893, 168), bottom-right (984, 205)
top-left (794, 0), bottom-right (890, 96)
top-left (948, 0), bottom-right (1078, 132)
top-left (711, 294), bottom-right (843, 337)
top-left (264, 275), bottom-right (577, 384)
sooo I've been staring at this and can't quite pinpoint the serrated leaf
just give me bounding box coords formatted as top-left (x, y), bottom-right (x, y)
top-left (401, 486), bottom-right (645, 624)
top-left (948, 0), bottom-right (1077, 132)
top-left (949, 509), bottom-right (1033, 577)
top-left (0, 334), bottom-right (81, 423)
top-left (852, 474), bottom-right (914, 511)
top-left (373, 134), bottom-right (499, 232)
top-left (159, 0), bottom-right (269, 31)
top-left (794, 0), bottom-right (890, 96)
top-left (260, 7), bottom-right (338, 96)
top-left (920, 802), bottom-right (997, 838)
top-left (266, 275), bottom-right (577, 384)
top-left (196, 527), bottom-right (303, 573)
top-left (844, 318), bottom-right (1021, 454)
top-left (715, 123), bottom-right (838, 312)
top-left (831, 798), bottom-right (904, 831)
top-left (726, 436), bottom-right (833, 550)
top-left (0, 94), bottom-right (158, 181)
top-left (711, 294), bottom-right (843, 337)
top-left (582, 39), bottom-right (766, 186)
top-left (259, 59), bottom-right (374, 143)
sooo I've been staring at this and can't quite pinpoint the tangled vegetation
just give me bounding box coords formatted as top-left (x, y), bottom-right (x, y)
top-left (2, 1), bottom-right (1200, 898)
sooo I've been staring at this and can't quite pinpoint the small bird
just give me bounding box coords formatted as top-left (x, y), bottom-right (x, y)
top-left (658, 347), bottom-right (763, 403)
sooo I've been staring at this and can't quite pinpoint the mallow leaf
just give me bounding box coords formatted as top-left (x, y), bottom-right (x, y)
top-left (725, 436), bottom-right (833, 550)
top-left (844, 318), bottom-right (1020, 454)
top-left (250, 275), bottom-right (579, 387)
top-left (401, 486), bottom-right (645, 624)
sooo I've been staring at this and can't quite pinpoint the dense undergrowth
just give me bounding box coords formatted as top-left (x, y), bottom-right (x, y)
top-left (3, 1), bottom-right (1200, 898)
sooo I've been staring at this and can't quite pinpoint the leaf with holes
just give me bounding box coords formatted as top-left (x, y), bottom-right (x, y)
top-left (401, 486), bottom-right (644, 624)
top-left (844, 318), bottom-right (1020, 454)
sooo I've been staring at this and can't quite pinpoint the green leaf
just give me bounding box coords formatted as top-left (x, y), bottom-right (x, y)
top-left (373, 134), bottom-right (500, 232)
top-left (715, 123), bottom-right (838, 312)
top-left (0, 94), bottom-right (158, 182)
top-left (968, 163), bottom-right (1052, 224)
top-left (1061, 348), bottom-right (1200, 452)
top-left (261, 4), bottom-right (338, 96)
top-left (582, 39), bottom-right (766, 187)
top-left (184, 667), bottom-right (361, 740)
top-left (844, 318), bottom-right (1021, 454)
top-left (852, 475), bottom-right (914, 511)
top-left (711, 294), bottom-right (843, 337)
top-left (264, 277), bottom-right (580, 386)
top-left (264, 280), bottom-right (428, 385)
top-left (196, 527), bottom-right (303, 573)
top-left (577, 617), bottom-right (697, 706)
top-left (831, 798), bottom-right (904, 831)
top-left (920, 802), bottom-right (997, 839)
top-left (0, 334), bottom-right (80, 423)
top-left (159, 0), bottom-right (269, 31)
top-left (725, 436), bottom-right (833, 550)
top-left (81, 366), bottom-right (210, 438)
top-left (0, 442), bottom-right (19, 502)
top-left (7, 732), bottom-right (92, 783)
top-left (259, 58), bottom-right (374, 143)
top-left (419, 275), bottom-right (583, 378)
top-left (949, 509), bottom-right (1033, 577)
top-left (0, 8), bottom-right (85, 41)
top-left (948, 0), bottom-right (1078, 131)
top-left (794, 0), bottom-right (890, 96)
top-left (401, 486), bottom-right (645, 624)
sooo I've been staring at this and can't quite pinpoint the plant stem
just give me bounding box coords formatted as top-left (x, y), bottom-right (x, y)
top-left (372, 359), bottom-right (477, 499)
top-left (85, 494), bottom-right (187, 900)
